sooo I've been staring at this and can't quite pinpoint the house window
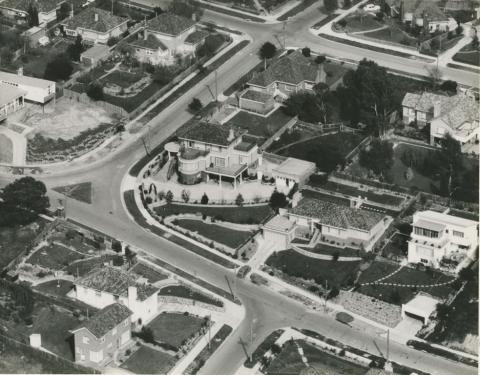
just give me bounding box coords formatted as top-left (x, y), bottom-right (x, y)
top-left (420, 258), bottom-right (428, 264)
top-left (214, 157), bottom-right (225, 167)
top-left (414, 227), bottom-right (439, 238)
top-left (82, 336), bottom-right (90, 345)
top-left (453, 230), bottom-right (464, 238)
top-left (89, 350), bottom-right (103, 363)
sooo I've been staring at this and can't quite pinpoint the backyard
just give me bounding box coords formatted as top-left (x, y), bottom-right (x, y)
top-left (159, 285), bottom-right (223, 307)
top-left (121, 345), bottom-right (176, 374)
top-left (26, 244), bottom-right (85, 271)
top-left (131, 262), bottom-right (169, 283)
top-left (147, 312), bottom-right (205, 349)
top-left (34, 280), bottom-right (74, 297)
top-left (65, 254), bottom-right (124, 277)
top-left (154, 203), bottom-right (273, 224)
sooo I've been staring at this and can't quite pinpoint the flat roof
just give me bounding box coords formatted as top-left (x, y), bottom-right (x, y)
top-left (403, 293), bottom-right (439, 316)
top-left (0, 70), bottom-right (54, 89)
top-left (0, 83), bottom-right (25, 105)
top-left (272, 157), bottom-right (316, 179)
top-left (415, 210), bottom-right (478, 228)
top-left (414, 219), bottom-right (446, 232)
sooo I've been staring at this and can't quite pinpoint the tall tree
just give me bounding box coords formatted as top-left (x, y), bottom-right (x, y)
top-left (27, 3), bottom-right (39, 27)
top-left (44, 53), bottom-right (73, 81)
top-left (359, 139), bottom-right (394, 176)
top-left (67, 35), bottom-right (84, 62)
top-left (258, 42), bottom-right (276, 69)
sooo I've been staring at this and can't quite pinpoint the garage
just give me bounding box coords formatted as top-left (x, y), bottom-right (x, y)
top-left (401, 293), bottom-right (439, 325)
top-left (263, 215), bottom-right (296, 250)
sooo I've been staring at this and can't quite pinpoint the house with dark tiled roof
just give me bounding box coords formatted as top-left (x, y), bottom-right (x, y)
top-left (73, 266), bottom-right (159, 324)
top-left (401, 91), bottom-right (450, 126)
top-left (164, 121), bottom-right (259, 186)
top-left (0, 0), bottom-right (65, 25)
top-left (132, 13), bottom-right (207, 65)
top-left (61, 7), bottom-right (129, 44)
top-left (71, 303), bottom-right (132, 368)
top-left (246, 50), bottom-right (326, 100)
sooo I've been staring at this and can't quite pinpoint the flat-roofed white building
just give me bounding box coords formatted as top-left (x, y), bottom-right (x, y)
top-left (0, 83), bottom-right (25, 121)
top-left (0, 70), bottom-right (55, 104)
top-left (401, 293), bottom-right (439, 324)
top-left (408, 210), bottom-right (479, 272)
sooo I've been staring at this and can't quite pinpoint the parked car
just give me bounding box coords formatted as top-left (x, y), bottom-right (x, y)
top-left (364, 4), bottom-right (381, 12)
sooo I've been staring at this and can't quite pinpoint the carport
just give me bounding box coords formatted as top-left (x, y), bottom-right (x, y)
top-left (401, 293), bottom-right (439, 325)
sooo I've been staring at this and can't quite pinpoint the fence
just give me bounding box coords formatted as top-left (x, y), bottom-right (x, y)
top-left (260, 116), bottom-right (298, 150)
top-left (344, 135), bottom-right (372, 161)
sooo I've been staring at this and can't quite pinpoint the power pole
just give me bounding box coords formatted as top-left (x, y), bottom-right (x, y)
top-left (208, 315), bottom-right (211, 349)
top-left (111, 0), bottom-right (114, 14)
top-left (283, 21), bottom-right (287, 49)
top-left (214, 69), bottom-right (218, 102)
top-left (386, 329), bottom-right (390, 362)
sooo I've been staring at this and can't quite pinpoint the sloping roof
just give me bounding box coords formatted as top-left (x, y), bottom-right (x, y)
top-left (179, 122), bottom-right (243, 146)
top-left (248, 50), bottom-right (319, 87)
top-left (0, 70), bottom-right (54, 89)
top-left (402, 92), bottom-right (421, 108)
top-left (414, 0), bottom-right (448, 21)
top-left (146, 13), bottom-right (195, 36)
top-left (62, 7), bottom-right (128, 33)
top-left (0, 0), bottom-right (64, 13)
top-left (240, 89), bottom-right (272, 103)
top-left (402, 91), bottom-right (450, 112)
top-left (129, 34), bottom-right (167, 50)
top-left (0, 83), bottom-right (25, 105)
top-left (76, 266), bottom-right (158, 301)
top-left (436, 95), bottom-right (480, 130)
top-left (184, 29), bottom-right (208, 45)
top-left (264, 215), bottom-right (295, 233)
top-left (74, 303), bottom-right (132, 338)
top-left (290, 198), bottom-right (385, 231)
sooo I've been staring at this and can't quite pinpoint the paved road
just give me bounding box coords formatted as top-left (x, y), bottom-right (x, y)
top-left (0, 3), bottom-right (478, 375)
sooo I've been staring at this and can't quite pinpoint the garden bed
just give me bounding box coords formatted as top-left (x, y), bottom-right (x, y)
top-left (159, 285), bottom-right (223, 307)
top-left (26, 244), bottom-right (85, 271)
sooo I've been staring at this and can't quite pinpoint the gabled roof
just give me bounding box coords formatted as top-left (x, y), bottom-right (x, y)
top-left (248, 50), bottom-right (319, 87)
top-left (62, 7), bottom-right (128, 33)
top-left (414, 0), bottom-right (448, 21)
top-left (402, 91), bottom-right (450, 112)
top-left (0, 0), bottom-right (64, 13)
top-left (129, 34), bottom-right (167, 51)
top-left (146, 13), bottom-right (195, 36)
top-left (178, 122), bottom-right (243, 146)
top-left (76, 266), bottom-right (158, 301)
top-left (435, 95), bottom-right (479, 130)
top-left (73, 303), bottom-right (132, 339)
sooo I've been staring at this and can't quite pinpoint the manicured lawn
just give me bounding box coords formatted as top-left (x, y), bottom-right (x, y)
top-left (344, 13), bottom-right (384, 33)
top-left (0, 220), bottom-right (46, 270)
top-left (52, 182), bottom-right (92, 204)
top-left (121, 345), bottom-right (176, 374)
top-left (147, 312), bottom-right (205, 349)
top-left (131, 262), bottom-right (169, 283)
top-left (358, 261), bottom-right (456, 305)
top-left (308, 243), bottom-right (361, 257)
top-left (225, 108), bottom-right (293, 138)
top-left (65, 254), bottom-right (124, 276)
top-left (27, 244), bottom-right (84, 271)
top-left (155, 203), bottom-right (273, 224)
top-left (266, 249), bottom-right (361, 288)
top-left (245, 329), bottom-right (284, 368)
top-left (382, 232), bottom-right (409, 260)
top-left (34, 280), bottom-right (74, 297)
top-left (100, 70), bottom-right (145, 88)
top-left (175, 219), bottom-right (253, 249)
top-left (363, 26), bottom-right (417, 47)
top-left (266, 340), bottom-right (368, 375)
top-left (452, 44), bottom-right (480, 66)
top-left (159, 285), bottom-right (223, 307)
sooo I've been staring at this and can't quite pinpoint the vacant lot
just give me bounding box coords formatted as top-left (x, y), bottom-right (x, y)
top-left (175, 219), bottom-right (253, 249)
top-left (148, 312), bottom-right (205, 349)
top-left (266, 249), bottom-right (361, 288)
top-left (27, 244), bottom-right (84, 271)
top-left (121, 345), bottom-right (176, 374)
top-left (159, 285), bottom-right (223, 307)
top-left (155, 203), bottom-right (272, 224)
top-left (225, 108), bottom-right (293, 139)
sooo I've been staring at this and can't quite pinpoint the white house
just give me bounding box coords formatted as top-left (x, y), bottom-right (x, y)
top-left (0, 69), bottom-right (55, 104)
top-left (0, 0), bottom-right (65, 25)
top-left (263, 215), bottom-right (296, 250)
top-left (0, 83), bottom-right (25, 121)
top-left (407, 210), bottom-right (479, 272)
top-left (73, 267), bottom-right (159, 324)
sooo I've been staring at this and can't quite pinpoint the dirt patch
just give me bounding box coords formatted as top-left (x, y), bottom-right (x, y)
top-left (0, 133), bottom-right (13, 163)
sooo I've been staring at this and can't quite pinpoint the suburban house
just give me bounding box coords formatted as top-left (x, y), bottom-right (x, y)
top-left (401, 91), bottom-right (450, 126)
top-left (61, 7), bottom-right (129, 44)
top-left (262, 215), bottom-right (297, 250)
top-left (164, 122), bottom-right (260, 187)
top-left (0, 83), bottom-right (25, 121)
top-left (0, 0), bottom-right (65, 25)
top-left (407, 210), bottom-right (479, 272)
top-left (71, 303), bottom-right (133, 368)
top-left (0, 69), bottom-right (55, 104)
top-left (132, 13), bottom-right (207, 65)
top-left (276, 192), bottom-right (389, 251)
top-left (444, 0), bottom-right (473, 12)
top-left (72, 266), bottom-right (159, 324)
top-left (246, 50), bottom-right (326, 101)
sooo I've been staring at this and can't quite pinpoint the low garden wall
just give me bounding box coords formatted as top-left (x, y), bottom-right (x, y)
top-left (158, 296), bottom-right (224, 312)
top-left (291, 245), bottom-right (362, 261)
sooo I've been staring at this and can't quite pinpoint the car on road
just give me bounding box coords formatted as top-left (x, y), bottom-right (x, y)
top-left (364, 4), bottom-right (381, 12)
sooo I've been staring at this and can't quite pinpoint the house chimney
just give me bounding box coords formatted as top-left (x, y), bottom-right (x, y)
top-left (127, 286), bottom-right (137, 307)
top-left (17, 67), bottom-right (23, 76)
top-left (29, 334), bottom-right (41, 348)
top-left (144, 30), bottom-right (148, 40)
top-left (291, 191), bottom-right (302, 208)
top-left (228, 128), bottom-right (235, 142)
top-left (94, 13), bottom-right (99, 22)
top-left (315, 63), bottom-right (326, 84)
top-left (433, 101), bottom-right (442, 118)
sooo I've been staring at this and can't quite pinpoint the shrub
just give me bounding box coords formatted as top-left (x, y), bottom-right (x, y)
top-left (87, 82), bottom-right (104, 101)
top-left (271, 343), bottom-right (282, 354)
top-left (44, 53), bottom-right (73, 81)
top-left (166, 190), bottom-right (174, 203)
top-left (107, 37), bottom-right (119, 46)
top-left (145, 196), bottom-right (152, 204)
top-left (112, 256), bottom-right (124, 266)
top-left (301, 47), bottom-right (311, 57)
top-left (188, 98), bottom-right (203, 113)
top-left (235, 193), bottom-right (244, 206)
top-left (111, 240), bottom-right (122, 253)
top-left (201, 193), bottom-right (209, 204)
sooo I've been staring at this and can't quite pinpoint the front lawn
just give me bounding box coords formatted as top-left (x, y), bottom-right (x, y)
top-left (147, 312), bottom-right (205, 349)
top-left (121, 345), bottom-right (176, 374)
top-left (266, 249), bottom-right (361, 288)
top-left (343, 13), bottom-right (384, 33)
top-left (363, 26), bottom-right (417, 47)
top-left (225, 108), bottom-right (293, 139)
top-left (34, 280), bottom-right (74, 297)
top-left (308, 243), bottom-right (361, 257)
top-left (26, 244), bottom-right (84, 271)
top-left (159, 285), bottom-right (223, 307)
top-left (175, 219), bottom-right (253, 249)
top-left (155, 203), bottom-right (272, 224)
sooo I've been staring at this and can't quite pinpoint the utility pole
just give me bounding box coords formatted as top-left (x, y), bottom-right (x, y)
top-left (386, 329), bottom-right (390, 362)
top-left (282, 21), bottom-right (287, 49)
top-left (111, 0), bottom-right (114, 15)
top-left (214, 70), bottom-right (218, 102)
top-left (208, 314), bottom-right (211, 349)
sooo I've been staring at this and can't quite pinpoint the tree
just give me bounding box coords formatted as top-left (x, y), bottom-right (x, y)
top-left (125, 245), bottom-right (136, 266)
top-left (426, 65), bottom-right (442, 89)
top-left (315, 55), bottom-right (326, 64)
top-left (471, 35), bottom-right (479, 49)
top-left (440, 80), bottom-right (457, 94)
top-left (44, 53), bottom-right (73, 81)
top-left (324, 0), bottom-right (338, 12)
top-left (57, 2), bottom-right (70, 21)
top-left (258, 42), bottom-right (276, 69)
top-left (201, 192), bottom-right (209, 204)
top-left (359, 139), bottom-right (394, 176)
top-left (67, 35), bottom-right (84, 61)
top-left (235, 193), bottom-right (244, 206)
top-left (269, 190), bottom-right (287, 212)
top-left (439, 133), bottom-right (463, 197)
top-left (181, 189), bottom-right (190, 203)
top-left (343, 0), bottom-right (351, 8)
top-left (327, 286), bottom-right (339, 299)
top-left (165, 190), bottom-right (174, 203)
top-left (0, 177), bottom-right (49, 227)
top-left (87, 83), bottom-right (104, 101)
top-left (188, 98), bottom-right (203, 113)
top-left (458, 267), bottom-right (475, 281)
top-left (197, 34), bottom-right (225, 57)
top-left (111, 240), bottom-right (122, 253)
top-left (152, 65), bottom-right (172, 85)
top-left (301, 47), bottom-right (311, 57)
top-left (27, 3), bottom-right (39, 27)
top-left (169, 0), bottom-right (203, 20)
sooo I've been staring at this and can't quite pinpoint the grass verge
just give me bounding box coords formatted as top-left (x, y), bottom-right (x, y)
top-left (278, 0), bottom-right (317, 21)
top-left (407, 340), bottom-right (477, 367)
top-left (244, 329), bottom-right (284, 368)
top-left (196, 1), bottom-right (266, 22)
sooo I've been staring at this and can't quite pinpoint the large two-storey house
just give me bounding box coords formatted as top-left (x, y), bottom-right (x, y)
top-left (0, 0), bottom-right (65, 25)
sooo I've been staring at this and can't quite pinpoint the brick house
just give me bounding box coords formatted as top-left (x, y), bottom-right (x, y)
top-left (71, 303), bottom-right (133, 368)
top-left (401, 92), bottom-right (450, 126)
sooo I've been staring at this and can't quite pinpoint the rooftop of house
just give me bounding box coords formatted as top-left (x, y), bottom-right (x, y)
top-left (402, 92), bottom-right (449, 112)
top-left (130, 33), bottom-right (167, 50)
top-left (240, 89), bottom-right (273, 103)
top-left (0, 83), bottom-right (25, 105)
top-left (272, 157), bottom-right (316, 180)
top-left (184, 29), bottom-right (208, 45)
top-left (0, 0), bottom-right (64, 13)
top-left (62, 7), bottom-right (128, 33)
top-left (290, 198), bottom-right (385, 231)
top-left (234, 139), bottom-right (257, 152)
top-left (413, 0), bottom-right (448, 21)
top-left (0, 70), bottom-right (54, 89)
top-left (73, 303), bottom-right (132, 339)
top-left (436, 94), bottom-right (480, 130)
top-left (264, 215), bottom-right (295, 233)
top-left (81, 44), bottom-right (110, 59)
top-left (414, 210), bottom-right (478, 228)
top-left (76, 266), bottom-right (158, 301)
top-left (179, 121), bottom-right (243, 147)
top-left (146, 12), bottom-right (196, 36)
top-left (248, 50), bottom-right (320, 87)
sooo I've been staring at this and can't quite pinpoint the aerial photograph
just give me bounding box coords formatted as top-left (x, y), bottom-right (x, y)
top-left (0, 0), bottom-right (478, 374)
